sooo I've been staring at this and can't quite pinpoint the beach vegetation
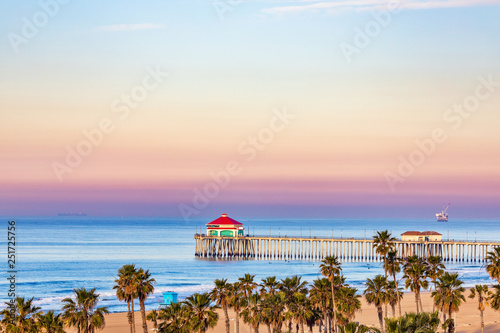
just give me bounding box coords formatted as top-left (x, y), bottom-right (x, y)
top-left (61, 287), bottom-right (109, 333)
top-left (431, 272), bottom-right (465, 333)
top-left (364, 275), bottom-right (388, 333)
top-left (468, 284), bottom-right (491, 333)
top-left (384, 311), bottom-right (440, 333)
top-left (320, 255), bottom-right (343, 333)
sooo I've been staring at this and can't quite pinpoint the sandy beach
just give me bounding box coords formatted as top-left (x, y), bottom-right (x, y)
top-left (65, 290), bottom-right (499, 333)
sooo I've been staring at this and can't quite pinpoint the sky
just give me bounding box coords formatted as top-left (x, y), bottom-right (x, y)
top-left (1, 0), bottom-right (500, 218)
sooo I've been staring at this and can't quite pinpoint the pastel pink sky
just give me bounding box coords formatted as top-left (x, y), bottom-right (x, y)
top-left (1, 1), bottom-right (500, 217)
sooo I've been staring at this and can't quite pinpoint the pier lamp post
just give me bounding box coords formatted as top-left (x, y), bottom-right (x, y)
top-left (301, 228), bottom-right (302, 238)
top-left (279, 227), bottom-right (280, 237)
top-left (309, 228), bottom-right (311, 238)
top-left (270, 227), bottom-right (271, 237)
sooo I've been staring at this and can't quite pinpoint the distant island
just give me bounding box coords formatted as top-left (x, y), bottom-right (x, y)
top-left (58, 212), bottom-right (87, 216)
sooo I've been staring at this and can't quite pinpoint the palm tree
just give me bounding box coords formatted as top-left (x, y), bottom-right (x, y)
top-left (384, 312), bottom-right (440, 333)
top-left (310, 278), bottom-right (332, 333)
top-left (386, 281), bottom-right (403, 319)
top-left (37, 310), bottom-right (65, 333)
top-left (426, 256), bottom-right (445, 312)
top-left (338, 322), bottom-right (380, 333)
top-left (364, 275), bottom-right (388, 333)
top-left (158, 302), bottom-right (190, 333)
top-left (260, 276), bottom-right (279, 296)
top-left (0, 297), bottom-right (41, 333)
top-left (320, 256), bottom-right (343, 333)
top-left (114, 264), bottom-right (138, 333)
top-left (238, 274), bottom-right (258, 299)
top-left (228, 282), bottom-right (243, 333)
top-left (210, 278), bottom-right (232, 333)
top-left (385, 250), bottom-right (402, 316)
top-left (135, 268), bottom-right (156, 333)
top-left (263, 292), bottom-right (287, 333)
top-left (146, 309), bottom-right (159, 331)
top-left (184, 293), bottom-right (219, 333)
top-left (373, 231), bottom-right (396, 320)
top-left (486, 247), bottom-right (500, 282)
top-left (489, 284), bottom-right (500, 311)
top-left (373, 231), bottom-right (396, 278)
top-left (279, 275), bottom-right (308, 332)
top-left (61, 288), bottom-right (109, 333)
top-left (290, 292), bottom-right (315, 333)
top-left (335, 286), bottom-right (361, 326)
top-left (431, 272), bottom-right (465, 333)
top-left (469, 284), bottom-right (491, 333)
top-left (241, 293), bottom-right (262, 333)
top-left (403, 256), bottom-right (428, 313)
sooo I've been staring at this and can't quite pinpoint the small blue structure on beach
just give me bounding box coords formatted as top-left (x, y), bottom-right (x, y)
top-left (160, 292), bottom-right (178, 306)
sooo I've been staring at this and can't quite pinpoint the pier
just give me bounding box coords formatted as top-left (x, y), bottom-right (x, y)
top-left (194, 234), bottom-right (500, 262)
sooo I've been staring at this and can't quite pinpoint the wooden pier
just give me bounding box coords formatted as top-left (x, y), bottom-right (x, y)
top-left (194, 234), bottom-right (500, 262)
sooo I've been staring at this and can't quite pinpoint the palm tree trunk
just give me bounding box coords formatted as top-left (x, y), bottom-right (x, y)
top-left (448, 310), bottom-right (454, 333)
top-left (131, 300), bottom-right (136, 333)
top-left (432, 282), bottom-right (437, 313)
top-left (391, 304), bottom-right (396, 318)
top-left (323, 313), bottom-right (328, 333)
top-left (140, 299), bottom-right (148, 333)
top-left (480, 309), bottom-right (484, 333)
top-left (235, 310), bottom-right (240, 333)
top-left (384, 257), bottom-right (388, 321)
top-left (127, 301), bottom-right (133, 333)
top-left (223, 306), bottom-right (230, 333)
top-left (377, 306), bottom-right (385, 333)
top-left (414, 291), bottom-right (420, 313)
top-left (418, 290), bottom-right (424, 313)
top-left (300, 323), bottom-right (305, 333)
top-left (266, 324), bottom-right (271, 333)
top-left (331, 280), bottom-right (336, 333)
top-left (393, 272), bottom-right (401, 317)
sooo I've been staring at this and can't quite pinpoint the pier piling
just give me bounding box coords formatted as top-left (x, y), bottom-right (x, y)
top-left (194, 234), bottom-right (500, 262)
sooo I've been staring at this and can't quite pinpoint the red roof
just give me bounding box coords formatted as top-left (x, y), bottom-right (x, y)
top-left (206, 213), bottom-right (243, 226)
top-left (401, 231), bottom-right (422, 236)
top-left (401, 231), bottom-right (442, 236)
top-left (422, 231), bottom-right (442, 235)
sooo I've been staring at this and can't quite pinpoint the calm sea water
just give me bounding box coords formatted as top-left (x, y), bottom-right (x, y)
top-left (1, 217), bottom-right (498, 313)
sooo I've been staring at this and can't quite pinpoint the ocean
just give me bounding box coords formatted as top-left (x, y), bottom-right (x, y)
top-left (1, 216), bottom-right (498, 313)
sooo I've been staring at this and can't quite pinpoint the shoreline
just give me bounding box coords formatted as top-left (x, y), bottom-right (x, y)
top-left (65, 289), bottom-right (500, 333)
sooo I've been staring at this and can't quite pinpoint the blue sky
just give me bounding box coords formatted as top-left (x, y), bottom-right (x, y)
top-left (1, 0), bottom-right (500, 217)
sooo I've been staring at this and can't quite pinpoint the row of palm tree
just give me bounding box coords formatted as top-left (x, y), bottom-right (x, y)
top-left (152, 271), bottom-right (372, 333)
top-left (372, 230), bottom-right (500, 333)
top-left (0, 288), bottom-right (108, 333)
top-left (113, 264), bottom-right (156, 333)
top-left (3, 232), bottom-right (500, 333)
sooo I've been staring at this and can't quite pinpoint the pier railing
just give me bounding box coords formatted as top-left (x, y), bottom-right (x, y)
top-left (194, 234), bottom-right (500, 262)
